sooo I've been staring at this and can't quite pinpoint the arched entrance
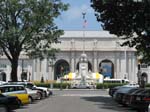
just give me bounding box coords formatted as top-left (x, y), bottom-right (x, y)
top-left (76, 61), bottom-right (92, 71)
top-left (54, 60), bottom-right (70, 80)
top-left (21, 72), bottom-right (27, 81)
top-left (141, 72), bottom-right (148, 83)
top-left (99, 59), bottom-right (114, 78)
top-left (0, 72), bottom-right (6, 81)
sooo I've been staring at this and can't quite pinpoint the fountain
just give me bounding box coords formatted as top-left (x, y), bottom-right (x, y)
top-left (63, 53), bottom-right (103, 88)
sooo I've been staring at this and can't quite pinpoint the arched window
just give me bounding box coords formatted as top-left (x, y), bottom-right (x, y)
top-left (141, 72), bottom-right (148, 83)
top-left (99, 59), bottom-right (114, 78)
top-left (54, 60), bottom-right (70, 80)
top-left (21, 72), bottom-right (27, 81)
top-left (0, 72), bottom-right (6, 81)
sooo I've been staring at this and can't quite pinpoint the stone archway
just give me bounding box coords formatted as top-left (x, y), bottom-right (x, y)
top-left (0, 72), bottom-right (6, 81)
top-left (76, 61), bottom-right (92, 72)
top-left (99, 59), bottom-right (114, 78)
top-left (141, 72), bottom-right (148, 83)
top-left (21, 72), bottom-right (27, 81)
top-left (54, 59), bottom-right (70, 80)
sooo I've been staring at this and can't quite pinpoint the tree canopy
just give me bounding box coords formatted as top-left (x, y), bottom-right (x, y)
top-left (0, 0), bottom-right (68, 81)
top-left (91, 0), bottom-right (150, 64)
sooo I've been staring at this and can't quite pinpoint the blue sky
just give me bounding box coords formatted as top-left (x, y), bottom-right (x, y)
top-left (55, 0), bottom-right (102, 31)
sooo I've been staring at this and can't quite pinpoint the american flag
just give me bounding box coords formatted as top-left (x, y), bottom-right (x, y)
top-left (82, 12), bottom-right (87, 28)
top-left (83, 19), bottom-right (87, 28)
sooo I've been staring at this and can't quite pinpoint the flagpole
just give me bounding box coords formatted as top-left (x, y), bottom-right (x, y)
top-left (82, 12), bottom-right (86, 54)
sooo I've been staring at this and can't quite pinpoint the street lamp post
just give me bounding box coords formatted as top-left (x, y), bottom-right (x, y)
top-left (60, 66), bottom-right (64, 90)
top-left (137, 63), bottom-right (142, 87)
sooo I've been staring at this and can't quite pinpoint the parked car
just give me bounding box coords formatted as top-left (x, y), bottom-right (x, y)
top-left (71, 83), bottom-right (94, 89)
top-left (109, 83), bottom-right (139, 97)
top-left (1, 84), bottom-right (41, 103)
top-left (26, 88), bottom-right (42, 101)
top-left (27, 82), bottom-right (52, 97)
top-left (129, 89), bottom-right (150, 112)
top-left (113, 87), bottom-right (138, 104)
top-left (0, 85), bottom-right (29, 105)
top-left (0, 93), bottom-right (20, 112)
top-left (109, 86), bottom-right (121, 97)
top-left (8, 81), bottom-right (52, 97)
top-left (122, 88), bottom-right (144, 106)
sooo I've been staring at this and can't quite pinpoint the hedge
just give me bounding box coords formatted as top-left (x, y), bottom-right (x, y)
top-left (34, 82), bottom-right (71, 89)
top-left (96, 83), bottom-right (126, 89)
top-left (34, 82), bottom-right (126, 89)
top-left (34, 82), bottom-right (150, 89)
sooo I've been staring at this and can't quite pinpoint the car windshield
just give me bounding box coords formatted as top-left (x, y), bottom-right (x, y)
top-left (117, 87), bottom-right (137, 93)
top-left (26, 83), bottom-right (34, 89)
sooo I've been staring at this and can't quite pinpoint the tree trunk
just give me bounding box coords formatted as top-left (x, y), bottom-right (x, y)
top-left (10, 59), bottom-right (18, 82)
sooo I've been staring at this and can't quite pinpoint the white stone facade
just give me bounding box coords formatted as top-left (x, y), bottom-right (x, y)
top-left (0, 31), bottom-right (142, 83)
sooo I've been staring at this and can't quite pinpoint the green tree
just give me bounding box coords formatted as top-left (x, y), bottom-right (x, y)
top-left (0, 0), bottom-right (68, 81)
top-left (91, 0), bottom-right (150, 64)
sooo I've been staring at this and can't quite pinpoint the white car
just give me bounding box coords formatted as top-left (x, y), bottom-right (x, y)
top-left (25, 88), bottom-right (42, 101)
top-left (7, 82), bottom-right (52, 98)
top-left (71, 83), bottom-right (94, 89)
top-left (123, 83), bottom-right (139, 87)
top-left (19, 82), bottom-right (51, 97)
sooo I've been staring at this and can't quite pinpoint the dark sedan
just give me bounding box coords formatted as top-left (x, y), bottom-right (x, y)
top-left (113, 87), bottom-right (138, 104)
top-left (122, 88), bottom-right (144, 106)
top-left (129, 89), bottom-right (150, 112)
top-left (109, 86), bottom-right (121, 97)
top-left (0, 93), bottom-right (20, 112)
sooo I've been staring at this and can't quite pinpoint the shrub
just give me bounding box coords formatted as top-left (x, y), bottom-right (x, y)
top-left (34, 82), bottom-right (71, 89)
top-left (96, 83), bottom-right (125, 89)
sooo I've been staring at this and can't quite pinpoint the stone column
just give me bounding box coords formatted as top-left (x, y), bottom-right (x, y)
top-left (120, 52), bottom-right (125, 79)
top-left (70, 39), bottom-right (75, 72)
top-left (93, 51), bottom-right (98, 72)
top-left (36, 59), bottom-right (40, 80)
top-left (116, 53), bottom-right (120, 79)
top-left (42, 58), bottom-right (47, 81)
top-left (71, 52), bottom-right (75, 72)
top-left (32, 59), bottom-right (36, 81)
top-left (128, 55), bottom-right (132, 80)
top-left (49, 66), bottom-right (53, 80)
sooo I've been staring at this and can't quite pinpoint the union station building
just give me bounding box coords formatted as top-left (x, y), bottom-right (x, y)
top-left (0, 31), bottom-right (148, 83)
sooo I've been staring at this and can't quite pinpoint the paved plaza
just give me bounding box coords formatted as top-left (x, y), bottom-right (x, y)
top-left (15, 90), bottom-right (137, 112)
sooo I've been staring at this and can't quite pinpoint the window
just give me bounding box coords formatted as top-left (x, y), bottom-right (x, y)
top-left (9, 87), bottom-right (15, 92)
top-left (17, 86), bottom-right (24, 91)
top-left (0, 64), bottom-right (7, 68)
top-left (27, 83), bottom-right (34, 89)
top-left (103, 79), bottom-right (129, 84)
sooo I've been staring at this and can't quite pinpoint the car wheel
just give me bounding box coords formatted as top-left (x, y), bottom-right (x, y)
top-left (37, 92), bottom-right (42, 100)
top-left (0, 105), bottom-right (8, 112)
top-left (17, 99), bottom-right (22, 106)
top-left (44, 91), bottom-right (47, 97)
top-left (28, 96), bottom-right (33, 103)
